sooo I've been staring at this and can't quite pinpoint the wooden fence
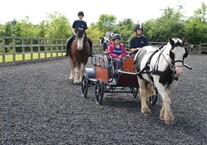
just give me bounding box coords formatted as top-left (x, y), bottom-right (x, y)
top-left (148, 42), bottom-right (207, 54)
top-left (0, 37), bottom-right (206, 66)
top-left (0, 37), bottom-right (67, 66)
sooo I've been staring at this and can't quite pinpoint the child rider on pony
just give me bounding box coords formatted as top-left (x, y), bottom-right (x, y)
top-left (65, 11), bottom-right (94, 57)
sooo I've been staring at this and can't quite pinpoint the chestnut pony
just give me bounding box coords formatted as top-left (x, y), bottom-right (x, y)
top-left (67, 28), bottom-right (90, 84)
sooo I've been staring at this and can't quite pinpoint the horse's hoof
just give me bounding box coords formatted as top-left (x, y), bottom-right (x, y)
top-left (73, 81), bottom-right (81, 85)
top-left (160, 116), bottom-right (164, 120)
top-left (73, 81), bottom-right (78, 85)
top-left (164, 114), bottom-right (174, 125)
top-left (164, 120), bottom-right (174, 125)
top-left (143, 113), bottom-right (150, 117)
top-left (159, 108), bottom-right (165, 120)
top-left (141, 108), bottom-right (151, 116)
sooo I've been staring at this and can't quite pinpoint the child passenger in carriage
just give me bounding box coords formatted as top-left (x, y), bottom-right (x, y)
top-left (108, 34), bottom-right (126, 71)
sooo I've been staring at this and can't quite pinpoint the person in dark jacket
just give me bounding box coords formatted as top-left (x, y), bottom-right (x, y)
top-left (129, 24), bottom-right (149, 57)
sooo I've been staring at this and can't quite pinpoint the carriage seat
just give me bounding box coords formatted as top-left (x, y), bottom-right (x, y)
top-left (102, 51), bottom-right (135, 73)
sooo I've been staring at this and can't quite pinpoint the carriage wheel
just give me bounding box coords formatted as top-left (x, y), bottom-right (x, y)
top-left (149, 88), bottom-right (158, 105)
top-left (130, 87), bottom-right (138, 98)
top-left (81, 75), bottom-right (88, 98)
top-left (95, 80), bottom-right (104, 105)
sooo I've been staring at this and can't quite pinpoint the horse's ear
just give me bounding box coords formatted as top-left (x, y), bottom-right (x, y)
top-left (182, 38), bottom-right (186, 46)
top-left (169, 37), bottom-right (174, 46)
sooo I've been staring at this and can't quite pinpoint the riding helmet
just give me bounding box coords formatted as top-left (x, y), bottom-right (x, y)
top-left (78, 11), bottom-right (84, 16)
top-left (134, 24), bottom-right (143, 31)
top-left (112, 34), bottom-right (121, 40)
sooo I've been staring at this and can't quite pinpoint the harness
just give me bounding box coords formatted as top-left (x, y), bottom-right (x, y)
top-left (136, 44), bottom-right (179, 83)
top-left (137, 45), bottom-right (165, 74)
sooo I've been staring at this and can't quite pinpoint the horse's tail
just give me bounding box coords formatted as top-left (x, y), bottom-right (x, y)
top-left (66, 36), bottom-right (73, 56)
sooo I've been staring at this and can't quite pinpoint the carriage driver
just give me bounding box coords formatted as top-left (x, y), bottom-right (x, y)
top-left (65, 11), bottom-right (94, 57)
top-left (129, 24), bottom-right (149, 57)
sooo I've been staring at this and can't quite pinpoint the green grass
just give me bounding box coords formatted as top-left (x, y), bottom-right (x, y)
top-left (0, 52), bottom-right (65, 63)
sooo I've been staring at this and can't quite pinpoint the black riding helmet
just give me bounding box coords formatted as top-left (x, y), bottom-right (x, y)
top-left (134, 24), bottom-right (143, 31)
top-left (78, 11), bottom-right (84, 16)
top-left (112, 34), bottom-right (121, 41)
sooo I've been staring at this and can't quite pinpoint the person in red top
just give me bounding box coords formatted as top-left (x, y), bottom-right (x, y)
top-left (108, 34), bottom-right (126, 70)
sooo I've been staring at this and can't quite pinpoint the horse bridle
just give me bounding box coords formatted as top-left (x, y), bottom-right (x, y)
top-left (160, 48), bottom-right (191, 77)
top-left (172, 60), bottom-right (184, 68)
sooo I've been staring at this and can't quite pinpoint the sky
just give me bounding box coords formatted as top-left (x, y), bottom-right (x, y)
top-left (0, 0), bottom-right (206, 25)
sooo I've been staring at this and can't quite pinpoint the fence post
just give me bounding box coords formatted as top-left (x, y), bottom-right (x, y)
top-left (56, 39), bottom-right (58, 57)
top-left (61, 39), bottom-right (65, 56)
top-left (199, 44), bottom-right (201, 54)
top-left (50, 39), bottom-right (53, 58)
top-left (2, 38), bottom-right (6, 63)
top-left (187, 44), bottom-right (191, 54)
top-left (38, 39), bottom-right (41, 60)
top-left (30, 38), bottom-right (33, 60)
top-left (22, 38), bottom-right (25, 61)
top-left (13, 38), bottom-right (16, 62)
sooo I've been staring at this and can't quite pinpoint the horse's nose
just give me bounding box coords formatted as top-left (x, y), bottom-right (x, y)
top-left (175, 66), bottom-right (183, 77)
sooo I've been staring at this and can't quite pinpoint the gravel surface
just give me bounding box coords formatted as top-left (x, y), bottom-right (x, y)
top-left (0, 55), bottom-right (207, 145)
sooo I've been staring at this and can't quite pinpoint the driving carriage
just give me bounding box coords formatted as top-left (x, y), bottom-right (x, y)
top-left (81, 52), bottom-right (158, 105)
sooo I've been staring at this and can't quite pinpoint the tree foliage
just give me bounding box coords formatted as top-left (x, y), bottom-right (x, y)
top-left (184, 2), bottom-right (207, 44)
top-left (114, 19), bottom-right (134, 43)
top-left (86, 23), bottom-right (102, 44)
top-left (0, 3), bottom-right (207, 45)
top-left (43, 11), bottom-right (72, 38)
top-left (145, 7), bottom-right (185, 42)
top-left (97, 14), bottom-right (116, 36)
top-left (15, 17), bottom-right (40, 37)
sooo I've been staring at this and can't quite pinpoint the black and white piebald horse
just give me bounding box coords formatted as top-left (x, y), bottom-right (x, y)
top-left (99, 37), bottom-right (110, 52)
top-left (134, 38), bottom-right (191, 124)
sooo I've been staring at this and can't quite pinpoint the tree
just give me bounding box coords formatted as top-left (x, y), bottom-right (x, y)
top-left (194, 2), bottom-right (207, 23)
top-left (86, 23), bottom-right (102, 45)
top-left (15, 17), bottom-right (40, 37)
top-left (4, 19), bottom-right (17, 37)
top-left (0, 24), bottom-right (5, 36)
top-left (97, 14), bottom-right (116, 36)
top-left (144, 7), bottom-right (185, 42)
top-left (43, 11), bottom-right (72, 38)
top-left (184, 3), bottom-right (207, 44)
top-left (113, 19), bottom-right (134, 46)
